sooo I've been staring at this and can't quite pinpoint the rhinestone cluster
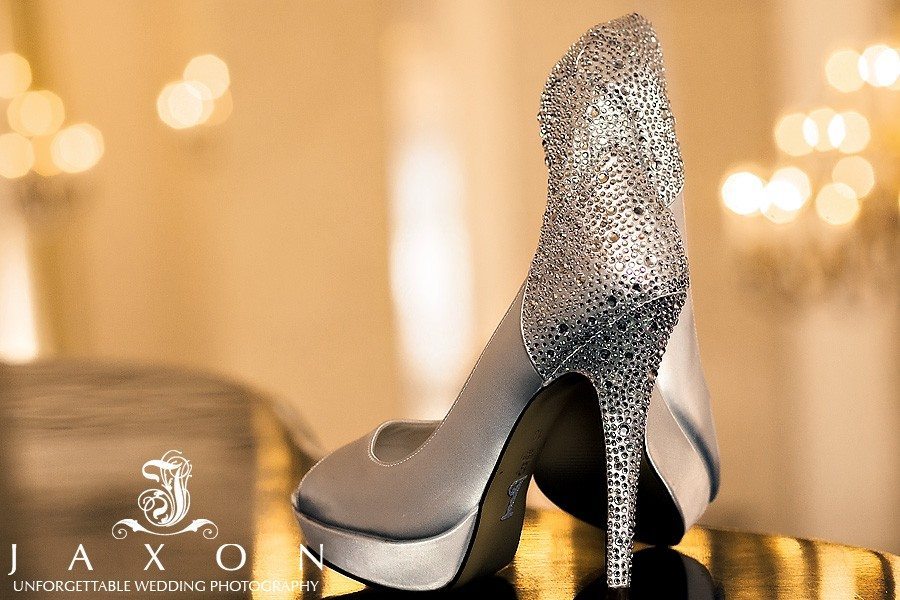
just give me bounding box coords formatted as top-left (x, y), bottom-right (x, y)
top-left (523, 13), bottom-right (689, 378)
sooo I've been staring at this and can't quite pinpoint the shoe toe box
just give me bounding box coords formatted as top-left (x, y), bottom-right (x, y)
top-left (294, 434), bottom-right (371, 528)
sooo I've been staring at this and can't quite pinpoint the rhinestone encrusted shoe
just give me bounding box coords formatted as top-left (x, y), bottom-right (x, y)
top-left (294, 13), bottom-right (693, 590)
top-left (533, 12), bottom-right (721, 556)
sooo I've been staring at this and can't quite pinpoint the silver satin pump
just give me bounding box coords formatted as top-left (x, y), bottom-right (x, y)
top-left (293, 13), bottom-right (715, 590)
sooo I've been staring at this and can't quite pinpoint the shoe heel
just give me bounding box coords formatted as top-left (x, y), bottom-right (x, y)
top-left (554, 292), bottom-right (686, 588)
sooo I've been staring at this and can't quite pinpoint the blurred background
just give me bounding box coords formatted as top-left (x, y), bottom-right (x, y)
top-left (0, 1), bottom-right (896, 553)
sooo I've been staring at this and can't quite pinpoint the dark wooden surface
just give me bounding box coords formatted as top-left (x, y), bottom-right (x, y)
top-left (0, 361), bottom-right (896, 599)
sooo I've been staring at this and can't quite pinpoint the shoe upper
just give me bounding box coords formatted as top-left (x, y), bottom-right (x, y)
top-left (523, 12), bottom-right (689, 382)
top-left (656, 199), bottom-right (721, 502)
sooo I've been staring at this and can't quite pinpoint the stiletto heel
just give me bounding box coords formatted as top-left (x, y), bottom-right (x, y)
top-left (293, 13), bottom-right (691, 590)
top-left (556, 294), bottom-right (686, 587)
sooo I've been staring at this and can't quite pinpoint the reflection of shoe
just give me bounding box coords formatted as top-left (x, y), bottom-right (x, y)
top-left (533, 14), bottom-right (721, 548)
top-left (294, 12), bottom-right (690, 590)
top-left (575, 547), bottom-right (717, 600)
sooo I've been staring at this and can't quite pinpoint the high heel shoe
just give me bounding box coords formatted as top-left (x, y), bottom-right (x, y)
top-left (532, 16), bottom-right (721, 548)
top-left (294, 13), bottom-right (688, 590)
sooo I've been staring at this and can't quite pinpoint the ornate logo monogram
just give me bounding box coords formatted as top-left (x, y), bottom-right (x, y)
top-left (112, 450), bottom-right (218, 539)
top-left (500, 475), bottom-right (528, 521)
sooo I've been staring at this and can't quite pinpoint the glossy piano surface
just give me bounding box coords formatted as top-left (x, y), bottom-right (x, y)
top-left (1, 361), bottom-right (896, 599)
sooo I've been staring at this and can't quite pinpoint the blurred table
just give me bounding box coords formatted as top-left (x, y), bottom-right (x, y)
top-left (1, 361), bottom-right (896, 599)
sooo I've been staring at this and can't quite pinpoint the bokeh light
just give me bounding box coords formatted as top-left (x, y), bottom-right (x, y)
top-left (836, 110), bottom-right (870, 153)
top-left (805, 108), bottom-right (839, 151)
top-left (0, 52), bottom-right (31, 99)
top-left (832, 155), bottom-right (875, 198)
top-left (761, 174), bottom-right (804, 224)
top-left (50, 123), bottom-right (105, 173)
top-left (858, 44), bottom-right (900, 88)
top-left (761, 199), bottom-right (800, 224)
top-left (157, 80), bottom-right (214, 129)
top-left (774, 112), bottom-right (813, 156)
top-left (801, 115), bottom-right (819, 149)
top-left (183, 54), bottom-right (230, 99)
top-left (825, 49), bottom-right (864, 92)
top-left (30, 135), bottom-right (60, 176)
top-left (815, 182), bottom-right (859, 226)
top-left (769, 166), bottom-right (811, 208)
top-left (826, 113), bottom-right (846, 148)
top-left (7, 90), bottom-right (65, 137)
top-left (721, 171), bottom-right (764, 215)
top-left (0, 132), bottom-right (36, 178)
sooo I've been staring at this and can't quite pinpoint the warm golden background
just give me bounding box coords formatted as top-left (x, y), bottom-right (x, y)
top-left (0, 1), bottom-right (897, 554)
